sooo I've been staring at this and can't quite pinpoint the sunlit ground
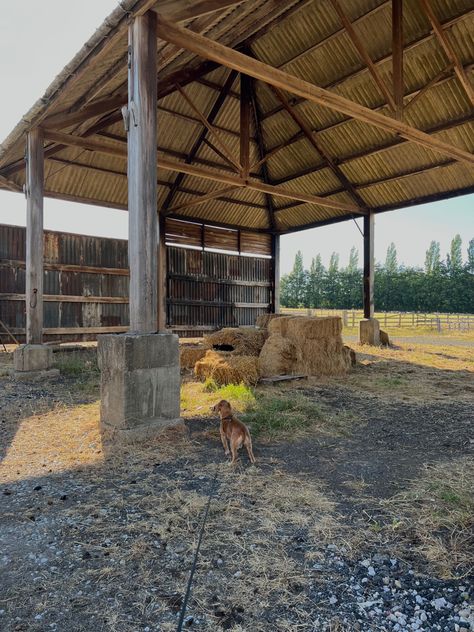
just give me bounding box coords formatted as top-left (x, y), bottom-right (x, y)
top-left (0, 402), bottom-right (103, 484)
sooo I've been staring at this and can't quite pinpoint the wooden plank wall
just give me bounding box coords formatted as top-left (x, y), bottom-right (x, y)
top-left (0, 220), bottom-right (273, 341)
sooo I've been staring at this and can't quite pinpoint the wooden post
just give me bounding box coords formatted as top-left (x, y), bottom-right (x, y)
top-left (240, 73), bottom-right (251, 178)
top-left (157, 215), bottom-right (167, 331)
top-left (363, 211), bottom-right (374, 319)
top-left (127, 11), bottom-right (158, 333)
top-left (25, 128), bottom-right (44, 344)
top-left (271, 234), bottom-right (280, 313)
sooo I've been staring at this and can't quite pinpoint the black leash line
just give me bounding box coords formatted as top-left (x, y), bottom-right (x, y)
top-left (176, 468), bottom-right (219, 632)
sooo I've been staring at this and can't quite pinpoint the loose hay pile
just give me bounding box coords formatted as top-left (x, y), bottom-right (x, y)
top-left (259, 316), bottom-right (352, 377)
top-left (204, 327), bottom-right (266, 356)
top-left (180, 344), bottom-right (207, 370)
top-left (194, 350), bottom-right (259, 386)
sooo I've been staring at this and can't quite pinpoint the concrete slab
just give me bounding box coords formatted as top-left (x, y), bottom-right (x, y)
top-left (359, 318), bottom-right (381, 346)
top-left (98, 333), bottom-right (182, 443)
top-left (13, 344), bottom-right (53, 372)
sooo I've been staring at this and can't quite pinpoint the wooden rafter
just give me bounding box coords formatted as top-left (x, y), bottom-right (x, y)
top-left (392, 0), bottom-right (404, 119)
top-left (154, 0), bottom-right (243, 23)
top-left (262, 9), bottom-right (472, 121)
top-left (161, 69), bottom-right (238, 213)
top-left (249, 77), bottom-right (276, 230)
top-left (270, 85), bottom-right (368, 212)
top-left (166, 185), bottom-right (241, 214)
top-left (176, 84), bottom-right (242, 171)
top-left (329, 0), bottom-right (396, 112)
top-left (419, 0), bottom-right (474, 107)
top-left (39, 129), bottom-right (360, 213)
top-left (154, 15), bottom-right (474, 167)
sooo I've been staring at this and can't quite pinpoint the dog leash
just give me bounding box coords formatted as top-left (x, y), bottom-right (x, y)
top-left (176, 467), bottom-right (219, 632)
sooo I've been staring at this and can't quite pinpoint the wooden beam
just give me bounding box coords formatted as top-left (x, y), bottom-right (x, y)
top-left (157, 215), bottom-right (167, 332)
top-left (240, 73), bottom-right (251, 177)
top-left (25, 128), bottom-right (44, 344)
top-left (161, 69), bottom-right (238, 213)
top-left (165, 185), bottom-right (241, 214)
top-left (0, 174), bottom-right (22, 193)
top-left (42, 94), bottom-right (127, 130)
top-left (158, 157), bottom-right (360, 213)
top-left (202, 137), bottom-right (241, 171)
top-left (128, 11), bottom-right (158, 333)
top-left (419, 0), bottom-right (474, 107)
top-left (271, 234), bottom-right (280, 313)
top-left (363, 211), bottom-right (374, 319)
top-left (176, 84), bottom-right (241, 171)
top-left (154, 15), bottom-right (474, 166)
top-left (392, 0), bottom-right (404, 120)
top-left (262, 9), bottom-right (472, 120)
top-left (157, 0), bottom-right (243, 23)
top-left (249, 76), bottom-right (276, 230)
top-left (270, 85), bottom-right (368, 212)
top-left (404, 63), bottom-right (453, 111)
top-left (329, 0), bottom-right (397, 112)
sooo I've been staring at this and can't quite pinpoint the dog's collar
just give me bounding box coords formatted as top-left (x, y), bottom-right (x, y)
top-left (220, 415), bottom-right (233, 421)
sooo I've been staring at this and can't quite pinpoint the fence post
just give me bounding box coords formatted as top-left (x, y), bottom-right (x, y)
top-left (342, 310), bottom-right (348, 327)
top-left (352, 310), bottom-right (355, 327)
top-left (437, 317), bottom-right (441, 333)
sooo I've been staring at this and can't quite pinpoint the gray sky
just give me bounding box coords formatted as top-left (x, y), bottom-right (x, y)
top-left (0, 1), bottom-right (472, 273)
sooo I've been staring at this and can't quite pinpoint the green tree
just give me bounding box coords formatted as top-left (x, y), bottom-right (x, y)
top-left (425, 240), bottom-right (441, 274)
top-left (328, 252), bottom-right (339, 274)
top-left (347, 246), bottom-right (359, 273)
top-left (449, 234), bottom-right (463, 272)
top-left (384, 242), bottom-right (398, 274)
top-left (280, 251), bottom-right (307, 307)
top-left (467, 238), bottom-right (474, 273)
top-left (307, 254), bottom-right (325, 307)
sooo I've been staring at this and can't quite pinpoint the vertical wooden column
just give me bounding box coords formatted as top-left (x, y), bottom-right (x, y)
top-left (271, 233), bottom-right (280, 313)
top-left (127, 11), bottom-right (158, 333)
top-left (157, 215), bottom-right (167, 331)
top-left (363, 211), bottom-right (375, 319)
top-left (25, 128), bottom-right (44, 344)
top-left (240, 73), bottom-right (251, 178)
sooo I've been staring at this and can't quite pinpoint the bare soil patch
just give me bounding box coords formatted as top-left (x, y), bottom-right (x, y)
top-left (0, 343), bottom-right (473, 631)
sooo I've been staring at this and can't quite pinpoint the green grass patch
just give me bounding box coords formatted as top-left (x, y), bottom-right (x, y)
top-left (242, 392), bottom-right (324, 438)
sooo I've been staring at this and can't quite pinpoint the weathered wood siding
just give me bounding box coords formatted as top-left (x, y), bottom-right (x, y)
top-left (0, 220), bottom-right (273, 341)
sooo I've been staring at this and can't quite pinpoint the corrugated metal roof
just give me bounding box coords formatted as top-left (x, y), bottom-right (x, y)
top-left (0, 0), bottom-right (473, 234)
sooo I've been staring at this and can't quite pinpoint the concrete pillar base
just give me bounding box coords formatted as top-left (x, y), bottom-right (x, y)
top-left (98, 333), bottom-right (182, 444)
top-left (13, 344), bottom-right (53, 372)
top-left (359, 318), bottom-right (380, 345)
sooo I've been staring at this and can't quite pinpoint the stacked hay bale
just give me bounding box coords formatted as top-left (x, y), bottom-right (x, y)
top-left (255, 313), bottom-right (284, 329)
top-left (259, 315), bottom-right (353, 377)
top-left (203, 327), bottom-right (266, 356)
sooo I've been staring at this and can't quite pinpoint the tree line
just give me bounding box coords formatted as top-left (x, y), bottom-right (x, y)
top-left (280, 235), bottom-right (474, 313)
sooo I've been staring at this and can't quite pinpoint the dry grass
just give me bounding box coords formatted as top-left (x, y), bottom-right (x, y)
top-left (194, 350), bottom-right (259, 386)
top-left (325, 341), bottom-right (474, 402)
top-left (383, 457), bottom-right (474, 578)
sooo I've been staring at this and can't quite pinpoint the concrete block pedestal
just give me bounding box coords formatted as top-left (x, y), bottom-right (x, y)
top-left (13, 344), bottom-right (58, 380)
top-left (359, 318), bottom-right (381, 346)
top-left (98, 333), bottom-right (183, 443)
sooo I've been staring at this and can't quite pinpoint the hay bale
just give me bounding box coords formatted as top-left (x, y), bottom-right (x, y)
top-left (344, 345), bottom-right (357, 366)
top-left (194, 350), bottom-right (259, 386)
top-left (262, 315), bottom-right (351, 377)
top-left (255, 313), bottom-right (284, 329)
top-left (258, 335), bottom-right (297, 377)
top-left (380, 330), bottom-right (390, 347)
top-left (204, 327), bottom-right (266, 356)
top-left (180, 344), bottom-right (207, 370)
top-left (286, 316), bottom-right (342, 340)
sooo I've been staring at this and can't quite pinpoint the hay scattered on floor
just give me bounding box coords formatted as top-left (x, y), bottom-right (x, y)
top-left (204, 327), bottom-right (266, 356)
top-left (180, 344), bottom-right (207, 370)
top-left (194, 350), bottom-right (259, 386)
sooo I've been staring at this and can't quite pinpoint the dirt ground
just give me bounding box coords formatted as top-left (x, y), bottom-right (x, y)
top-left (0, 340), bottom-right (473, 631)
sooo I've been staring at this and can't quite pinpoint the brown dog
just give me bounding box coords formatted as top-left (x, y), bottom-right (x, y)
top-left (212, 399), bottom-right (256, 465)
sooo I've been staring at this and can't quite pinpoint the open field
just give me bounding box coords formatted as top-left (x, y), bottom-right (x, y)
top-left (1, 333), bottom-right (473, 631)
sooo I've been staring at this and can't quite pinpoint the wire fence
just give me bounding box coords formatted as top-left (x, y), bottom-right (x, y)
top-left (281, 308), bottom-right (474, 331)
